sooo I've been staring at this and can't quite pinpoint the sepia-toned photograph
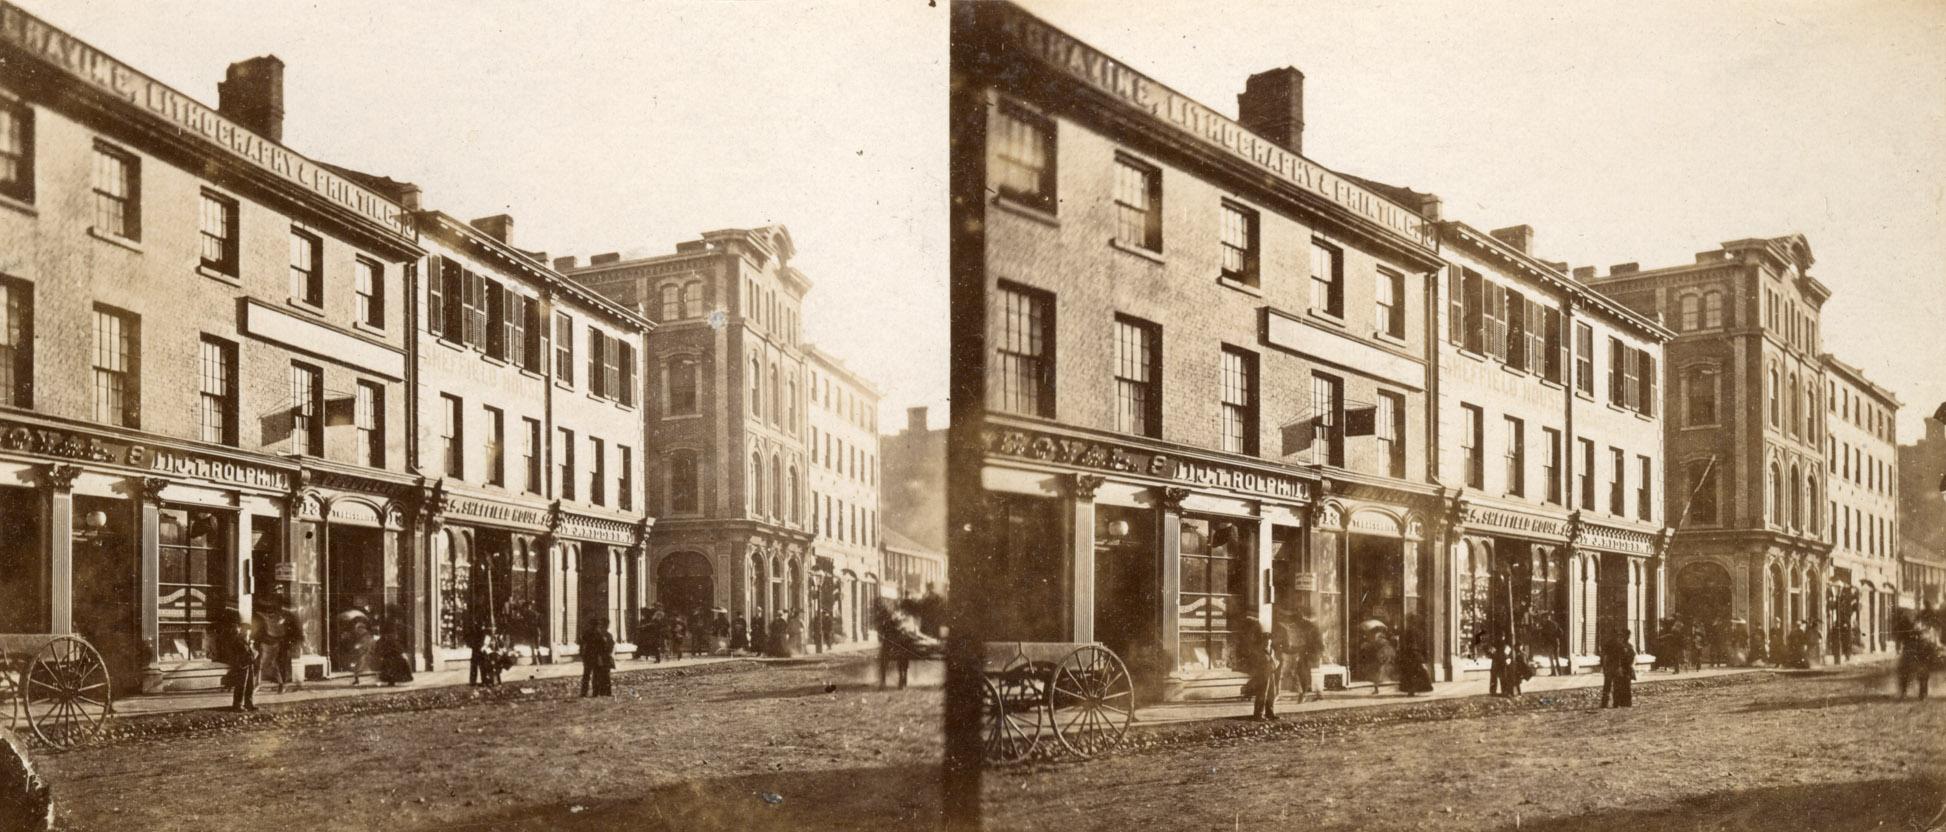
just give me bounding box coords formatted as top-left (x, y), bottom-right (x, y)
top-left (0, 0), bottom-right (1943, 830)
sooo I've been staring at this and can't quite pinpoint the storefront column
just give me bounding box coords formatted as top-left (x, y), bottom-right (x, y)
top-left (40, 464), bottom-right (81, 635)
top-left (1069, 474), bottom-right (1102, 643)
top-left (135, 477), bottom-right (168, 690)
top-left (1565, 552), bottom-right (1584, 661)
top-left (235, 511), bottom-right (254, 623)
top-left (1251, 513), bottom-right (1272, 622)
top-left (1157, 488), bottom-right (1188, 676)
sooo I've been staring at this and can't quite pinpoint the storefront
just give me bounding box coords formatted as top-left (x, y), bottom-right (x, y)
top-left (555, 509), bottom-right (650, 656)
top-left (977, 420), bottom-right (1320, 701)
top-left (275, 465), bottom-right (417, 681)
top-left (1303, 490), bottom-right (1436, 691)
top-left (0, 414), bottom-right (298, 693)
top-left (1449, 502), bottom-right (1578, 677)
top-left (426, 488), bottom-right (553, 668)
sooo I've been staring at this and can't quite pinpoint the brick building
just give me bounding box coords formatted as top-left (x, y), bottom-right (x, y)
top-left (560, 228), bottom-right (819, 634)
top-left (1818, 354), bottom-right (1900, 652)
top-left (953, 3), bottom-right (1454, 699)
top-left (405, 210), bottom-right (653, 667)
top-left (1433, 221), bottom-right (1670, 676)
top-left (805, 344), bottom-right (882, 644)
top-left (0, 4), bottom-right (425, 690)
top-left (1587, 236), bottom-right (1838, 661)
top-left (880, 406), bottom-right (946, 597)
top-left (1898, 417), bottom-right (1946, 611)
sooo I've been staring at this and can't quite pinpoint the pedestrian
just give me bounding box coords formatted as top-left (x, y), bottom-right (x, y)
top-left (750, 608), bottom-right (768, 657)
top-left (642, 607), bottom-right (667, 663)
top-left (252, 604), bottom-right (285, 695)
top-left (466, 614), bottom-right (490, 686)
top-left (713, 610), bottom-right (731, 655)
top-left (1686, 619), bottom-right (1706, 674)
top-left (276, 602), bottom-right (305, 693)
top-left (668, 614), bottom-right (688, 661)
top-left (348, 619), bottom-right (377, 686)
top-left (214, 608), bottom-right (259, 712)
top-left (768, 611), bottom-right (791, 657)
top-left (1237, 613), bottom-right (1278, 720)
top-left (1503, 641), bottom-right (1531, 697)
top-left (1542, 612), bottom-right (1567, 676)
top-left (1600, 628), bottom-right (1635, 708)
top-left (690, 608), bottom-right (711, 656)
top-left (1270, 607), bottom-right (1301, 700)
top-left (1396, 620), bottom-right (1433, 696)
top-left (373, 622), bottom-right (413, 686)
top-left (1370, 631), bottom-right (1397, 695)
top-left (1896, 610), bottom-right (1939, 700)
top-left (580, 616), bottom-right (616, 697)
top-left (730, 614), bottom-right (749, 655)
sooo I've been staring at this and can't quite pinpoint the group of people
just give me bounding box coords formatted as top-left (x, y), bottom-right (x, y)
top-left (209, 594), bottom-right (413, 713)
top-left (1237, 607), bottom-right (1436, 720)
top-left (636, 606), bottom-right (731, 662)
top-left (729, 607), bottom-right (809, 658)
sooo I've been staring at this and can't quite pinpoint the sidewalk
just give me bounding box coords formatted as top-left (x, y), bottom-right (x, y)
top-left (1134, 664), bottom-right (1764, 726)
top-left (112, 641), bottom-right (878, 718)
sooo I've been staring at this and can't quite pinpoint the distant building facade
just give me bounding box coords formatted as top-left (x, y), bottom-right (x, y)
top-left (880, 406), bottom-right (946, 595)
top-left (1898, 419), bottom-right (1946, 611)
top-left (805, 344), bottom-right (882, 643)
top-left (1819, 354), bottom-right (1899, 650)
top-left (562, 228), bottom-right (818, 630)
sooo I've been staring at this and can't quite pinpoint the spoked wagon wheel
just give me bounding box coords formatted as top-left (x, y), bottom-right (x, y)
top-left (981, 673), bottom-right (1046, 763)
top-left (1046, 645), bottom-right (1134, 758)
top-left (0, 665), bottom-right (17, 731)
top-left (21, 635), bottom-right (112, 749)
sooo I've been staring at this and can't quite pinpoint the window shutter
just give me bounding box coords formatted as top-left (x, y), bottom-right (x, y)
top-left (1462, 271), bottom-right (1483, 353)
top-left (605, 336), bottom-right (621, 400)
top-left (441, 260), bottom-right (463, 338)
top-left (508, 294), bottom-right (526, 368)
top-left (1640, 351), bottom-right (1657, 416)
top-left (1543, 307), bottom-right (1563, 383)
top-left (588, 331), bottom-right (605, 397)
top-left (528, 300), bottom-right (546, 373)
top-left (427, 257), bottom-right (446, 337)
top-left (1506, 289), bottom-right (1526, 369)
top-left (619, 342), bottom-right (636, 406)
top-left (1528, 301), bottom-right (1545, 374)
top-left (1609, 337), bottom-right (1624, 402)
top-left (1447, 266), bottom-right (1464, 346)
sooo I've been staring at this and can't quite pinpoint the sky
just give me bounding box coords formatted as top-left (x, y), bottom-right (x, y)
top-left (1011, 0), bottom-right (1946, 442)
top-left (22, 0), bottom-right (952, 431)
top-left (22, 1), bottom-right (1946, 439)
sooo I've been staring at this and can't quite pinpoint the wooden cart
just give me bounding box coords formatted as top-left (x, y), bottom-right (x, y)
top-left (0, 634), bottom-right (113, 749)
top-left (981, 641), bottom-right (1133, 763)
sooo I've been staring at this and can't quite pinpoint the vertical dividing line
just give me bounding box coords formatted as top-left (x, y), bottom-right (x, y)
top-left (944, 2), bottom-right (992, 828)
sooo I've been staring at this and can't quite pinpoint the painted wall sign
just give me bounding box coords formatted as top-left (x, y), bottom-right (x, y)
top-left (984, 3), bottom-right (1436, 251)
top-left (984, 425), bottom-right (1311, 502)
top-left (1468, 508), bottom-right (1569, 539)
top-left (0, 417), bottom-right (292, 490)
top-left (0, 3), bottom-right (409, 237)
top-left (445, 497), bottom-right (548, 529)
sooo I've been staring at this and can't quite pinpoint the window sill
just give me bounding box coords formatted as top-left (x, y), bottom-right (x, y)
top-left (1605, 403), bottom-right (1630, 415)
top-left (0, 192), bottom-right (35, 218)
top-left (1499, 363), bottom-right (1529, 378)
top-left (662, 412), bottom-right (704, 422)
top-left (1372, 330), bottom-right (1408, 348)
top-left (1539, 378), bottom-right (1565, 391)
top-left (87, 226), bottom-right (142, 253)
top-left (195, 264), bottom-right (241, 286)
top-left (353, 320), bottom-right (388, 338)
top-left (1455, 347), bottom-right (1489, 363)
top-left (434, 337), bottom-right (469, 354)
top-left (518, 367), bottom-right (545, 381)
top-left (285, 298), bottom-right (326, 318)
top-left (1108, 238), bottom-right (1165, 265)
top-left (1216, 275), bottom-right (1262, 297)
top-left (1306, 307), bottom-right (1347, 329)
top-left (991, 194), bottom-right (1059, 227)
top-left (1574, 390), bottom-right (1595, 402)
top-left (555, 380), bottom-right (575, 392)
top-left (482, 355), bottom-right (509, 368)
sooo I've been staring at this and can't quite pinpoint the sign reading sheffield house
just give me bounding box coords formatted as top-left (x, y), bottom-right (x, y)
top-left (985, 3), bottom-right (1437, 251)
top-left (0, 3), bottom-right (409, 237)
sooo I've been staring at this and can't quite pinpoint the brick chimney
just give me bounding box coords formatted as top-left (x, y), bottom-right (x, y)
top-left (1572, 266), bottom-right (1596, 281)
top-left (218, 56), bottom-right (286, 142)
top-left (1609, 262), bottom-right (1640, 276)
top-left (470, 214), bottom-right (514, 245)
top-left (589, 252), bottom-right (622, 266)
top-left (553, 255), bottom-right (577, 271)
top-left (906, 406), bottom-right (928, 434)
top-left (1237, 67), bottom-right (1305, 155)
top-left (1489, 224), bottom-right (1534, 255)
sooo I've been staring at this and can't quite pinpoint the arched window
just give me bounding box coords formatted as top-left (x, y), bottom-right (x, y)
top-left (788, 466), bottom-right (801, 524)
top-left (770, 454), bottom-right (784, 520)
top-left (768, 365), bottom-right (781, 426)
top-left (750, 452), bottom-right (765, 515)
top-left (1787, 373), bottom-right (1800, 436)
top-left (1702, 291), bottom-right (1724, 328)
top-left (1768, 462), bottom-right (1782, 524)
top-left (749, 358), bottom-right (763, 420)
top-left (1679, 294), bottom-right (1700, 330)
top-left (681, 281), bottom-right (702, 318)
top-left (669, 450), bottom-right (699, 514)
top-left (1767, 366), bottom-right (1780, 427)
top-left (786, 379), bottom-right (797, 434)
top-left (659, 283), bottom-right (681, 322)
top-left (1804, 386), bottom-right (1817, 440)
top-left (1789, 463), bottom-right (1803, 528)
top-left (1804, 474), bottom-right (1818, 534)
top-left (667, 356), bottom-right (699, 416)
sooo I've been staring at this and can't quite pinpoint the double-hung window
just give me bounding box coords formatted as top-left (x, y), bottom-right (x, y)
top-left (992, 282), bottom-right (1053, 417)
top-left (198, 336), bottom-right (237, 446)
top-left (0, 280), bottom-right (31, 408)
top-left (439, 394), bottom-right (463, 477)
top-left (1114, 156), bottom-right (1161, 252)
top-left (1460, 404), bottom-right (1483, 488)
top-left (1114, 316), bottom-right (1160, 437)
top-left (992, 105), bottom-right (1055, 212)
top-left (1221, 347), bottom-right (1257, 455)
top-left (0, 96), bottom-right (31, 203)
top-left (1310, 239), bottom-right (1343, 318)
top-left (92, 307), bottom-right (138, 428)
top-left (199, 191), bottom-right (238, 276)
top-left (1504, 417), bottom-right (1525, 497)
top-left (1376, 391), bottom-right (1405, 478)
top-left (1219, 201), bottom-right (1258, 286)
top-left (291, 363), bottom-right (323, 456)
top-left (92, 143), bottom-right (139, 240)
top-left (290, 228), bottom-right (323, 308)
top-left (354, 258), bottom-right (384, 329)
top-left (1376, 269), bottom-right (1404, 338)
top-left (1311, 372), bottom-right (1343, 466)
top-left (355, 381), bottom-right (384, 468)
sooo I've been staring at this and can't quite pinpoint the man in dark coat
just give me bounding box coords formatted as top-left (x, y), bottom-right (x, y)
top-left (1238, 614), bottom-right (1278, 720)
top-left (580, 616), bottom-right (616, 697)
top-left (641, 608), bottom-right (667, 663)
top-left (1600, 629), bottom-right (1635, 708)
top-left (668, 614), bottom-right (689, 661)
top-left (466, 614), bottom-right (489, 686)
top-left (750, 608), bottom-right (768, 657)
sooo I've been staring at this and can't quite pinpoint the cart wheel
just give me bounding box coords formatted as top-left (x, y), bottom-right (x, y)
top-left (1047, 645), bottom-right (1134, 758)
top-left (0, 666), bottom-right (17, 731)
top-left (22, 635), bottom-right (112, 749)
top-left (982, 673), bottom-right (1044, 764)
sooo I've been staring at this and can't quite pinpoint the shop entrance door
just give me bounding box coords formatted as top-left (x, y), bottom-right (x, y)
top-left (325, 525), bottom-right (384, 673)
top-left (72, 496), bottom-right (141, 695)
top-left (658, 551), bottom-right (714, 619)
top-left (1346, 533), bottom-right (1403, 685)
top-left (1093, 505), bottom-right (1157, 663)
top-left (0, 488), bottom-right (42, 633)
top-left (579, 545), bottom-right (611, 633)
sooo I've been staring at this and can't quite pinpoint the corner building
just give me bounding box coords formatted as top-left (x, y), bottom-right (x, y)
top-left (1588, 236), bottom-right (1835, 661)
top-left (0, 4), bottom-right (423, 690)
top-left (561, 228), bottom-right (816, 630)
top-left (954, 3), bottom-right (1452, 699)
top-left (1432, 222), bottom-right (1670, 678)
top-left (405, 210), bottom-right (652, 667)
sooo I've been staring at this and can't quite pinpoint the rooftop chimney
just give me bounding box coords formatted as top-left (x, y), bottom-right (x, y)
top-left (469, 214), bottom-right (515, 245)
top-left (217, 56), bottom-right (285, 143)
top-left (1609, 262), bottom-right (1639, 276)
top-left (1489, 224), bottom-right (1534, 255)
top-left (1237, 67), bottom-right (1305, 155)
top-left (553, 255), bottom-right (578, 271)
top-left (1572, 266), bottom-right (1596, 281)
top-left (906, 406), bottom-right (928, 433)
top-left (589, 252), bottom-right (622, 266)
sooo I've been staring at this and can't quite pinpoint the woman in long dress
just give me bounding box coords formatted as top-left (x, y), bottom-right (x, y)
top-left (374, 623), bottom-right (414, 686)
top-left (1396, 622), bottom-right (1434, 695)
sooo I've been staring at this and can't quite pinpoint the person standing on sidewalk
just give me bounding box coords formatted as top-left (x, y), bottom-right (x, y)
top-left (1396, 618), bottom-right (1433, 696)
top-left (1238, 613), bottom-right (1279, 720)
top-left (216, 609), bottom-right (259, 712)
top-left (581, 616), bottom-right (616, 697)
top-left (668, 614), bottom-right (688, 661)
top-left (1600, 629), bottom-right (1635, 708)
top-left (730, 614), bottom-right (749, 655)
top-left (750, 608), bottom-right (768, 658)
top-left (373, 622), bottom-right (413, 686)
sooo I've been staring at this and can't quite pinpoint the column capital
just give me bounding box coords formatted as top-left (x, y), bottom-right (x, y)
top-left (1158, 486), bottom-right (1191, 513)
top-left (134, 476), bottom-right (171, 505)
top-left (1071, 473), bottom-right (1106, 501)
top-left (41, 463), bottom-right (83, 492)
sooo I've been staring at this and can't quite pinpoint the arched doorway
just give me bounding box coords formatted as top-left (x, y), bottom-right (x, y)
top-left (1675, 562), bottom-right (1733, 654)
top-left (658, 551), bottom-right (714, 618)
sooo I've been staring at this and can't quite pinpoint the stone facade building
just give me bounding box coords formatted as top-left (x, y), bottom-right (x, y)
top-left (1898, 418), bottom-right (1946, 611)
top-left (805, 345), bottom-right (882, 644)
top-left (561, 228), bottom-right (819, 632)
top-left (1588, 236), bottom-right (1839, 660)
